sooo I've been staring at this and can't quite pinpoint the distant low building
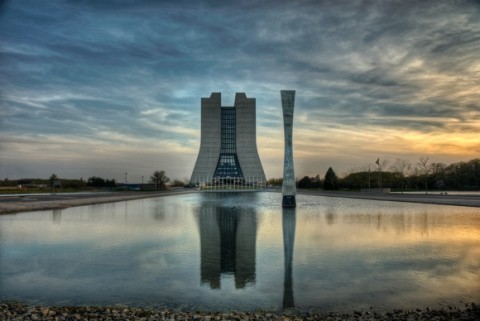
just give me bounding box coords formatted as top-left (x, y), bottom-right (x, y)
top-left (117, 184), bottom-right (156, 191)
top-left (16, 184), bottom-right (47, 190)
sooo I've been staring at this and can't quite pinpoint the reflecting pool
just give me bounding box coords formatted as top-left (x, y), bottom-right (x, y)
top-left (0, 192), bottom-right (479, 312)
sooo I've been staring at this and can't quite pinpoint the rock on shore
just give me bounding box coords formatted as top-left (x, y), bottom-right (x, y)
top-left (0, 302), bottom-right (478, 321)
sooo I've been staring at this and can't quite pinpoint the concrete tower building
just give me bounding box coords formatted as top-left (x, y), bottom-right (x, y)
top-left (190, 92), bottom-right (266, 186)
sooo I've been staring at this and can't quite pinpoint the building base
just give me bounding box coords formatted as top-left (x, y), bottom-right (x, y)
top-left (282, 195), bottom-right (296, 208)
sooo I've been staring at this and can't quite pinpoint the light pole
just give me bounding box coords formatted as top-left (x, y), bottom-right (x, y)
top-left (368, 165), bottom-right (371, 189)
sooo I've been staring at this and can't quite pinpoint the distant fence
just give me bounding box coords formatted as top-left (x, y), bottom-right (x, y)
top-left (191, 177), bottom-right (267, 192)
top-left (361, 188), bottom-right (391, 193)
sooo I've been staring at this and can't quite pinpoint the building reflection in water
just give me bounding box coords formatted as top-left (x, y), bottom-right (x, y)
top-left (282, 207), bottom-right (296, 309)
top-left (52, 209), bottom-right (62, 224)
top-left (198, 198), bottom-right (257, 289)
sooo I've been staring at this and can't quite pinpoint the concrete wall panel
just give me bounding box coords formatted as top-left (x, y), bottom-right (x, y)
top-left (190, 93), bottom-right (221, 184)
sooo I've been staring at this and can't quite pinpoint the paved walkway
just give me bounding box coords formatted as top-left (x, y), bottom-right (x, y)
top-left (298, 189), bottom-right (480, 208)
top-left (0, 189), bottom-right (195, 214)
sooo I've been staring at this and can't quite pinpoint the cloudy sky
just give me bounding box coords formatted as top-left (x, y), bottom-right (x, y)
top-left (1, 0), bottom-right (479, 182)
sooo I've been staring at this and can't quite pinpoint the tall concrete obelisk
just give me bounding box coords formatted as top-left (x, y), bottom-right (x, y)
top-left (281, 90), bottom-right (296, 207)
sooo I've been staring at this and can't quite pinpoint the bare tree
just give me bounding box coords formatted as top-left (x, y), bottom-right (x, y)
top-left (375, 159), bottom-right (389, 188)
top-left (417, 157), bottom-right (431, 194)
top-left (430, 162), bottom-right (446, 175)
top-left (390, 158), bottom-right (412, 177)
top-left (150, 170), bottom-right (170, 190)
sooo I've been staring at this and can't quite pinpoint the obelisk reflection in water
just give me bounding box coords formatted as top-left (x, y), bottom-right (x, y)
top-left (282, 207), bottom-right (296, 309)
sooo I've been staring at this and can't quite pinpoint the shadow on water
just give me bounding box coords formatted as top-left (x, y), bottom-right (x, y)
top-left (282, 207), bottom-right (296, 310)
top-left (197, 193), bottom-right (258, 289)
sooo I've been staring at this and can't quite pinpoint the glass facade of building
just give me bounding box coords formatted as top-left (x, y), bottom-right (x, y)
top-left (213, 108), bottom-right (244, 180)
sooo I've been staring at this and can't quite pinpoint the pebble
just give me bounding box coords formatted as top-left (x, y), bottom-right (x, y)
top-left (0, 301), bottom-right (479, 321)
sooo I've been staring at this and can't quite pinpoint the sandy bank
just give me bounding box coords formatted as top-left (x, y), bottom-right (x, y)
top-left (0, 190), bottom-right (195, 215)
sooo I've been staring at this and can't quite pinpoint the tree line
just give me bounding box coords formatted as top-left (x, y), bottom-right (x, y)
top-left (267, 166), bottom-right (340, 190)
top-left (269, 158), bottom-right (480, 191)
top-left (1, 170), bottom-right (173, 191)
top-left (3, 158), bottom-right (479, 192)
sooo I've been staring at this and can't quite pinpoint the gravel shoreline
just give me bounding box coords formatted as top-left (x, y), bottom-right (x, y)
top-left (1, 302), bottom-right (478, 321)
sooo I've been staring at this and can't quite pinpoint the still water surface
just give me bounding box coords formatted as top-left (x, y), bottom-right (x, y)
top-left (0, 192), bottom-right (479, 312)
